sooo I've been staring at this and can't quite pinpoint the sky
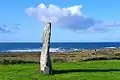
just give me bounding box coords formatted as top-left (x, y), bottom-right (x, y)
top-left (0, 0), bottom-right (120, 42)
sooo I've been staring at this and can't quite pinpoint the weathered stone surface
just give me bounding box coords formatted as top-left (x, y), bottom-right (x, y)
top-left (40, 22), bottom-right (52, 74)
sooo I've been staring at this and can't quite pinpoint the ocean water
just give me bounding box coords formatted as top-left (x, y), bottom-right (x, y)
top-left (0, 42), bottom-right (120, 52)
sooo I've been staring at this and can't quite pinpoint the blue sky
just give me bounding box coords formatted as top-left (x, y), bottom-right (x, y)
top-left (0, 0), bottom-right (120, 42)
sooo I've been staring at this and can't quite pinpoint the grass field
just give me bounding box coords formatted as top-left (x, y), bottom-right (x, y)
top-left (0, 60), bottom-right (120, 80)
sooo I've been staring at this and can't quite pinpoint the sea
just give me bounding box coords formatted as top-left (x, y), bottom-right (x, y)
top-left (0, 42), bottom-right (120, 53)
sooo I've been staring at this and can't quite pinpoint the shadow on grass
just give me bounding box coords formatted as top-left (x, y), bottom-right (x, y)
top-left (53, 69), bottom-right (120, 74)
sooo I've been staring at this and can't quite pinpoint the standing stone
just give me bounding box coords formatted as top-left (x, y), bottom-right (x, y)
top-left (40, 22), bottom-right (52, 74)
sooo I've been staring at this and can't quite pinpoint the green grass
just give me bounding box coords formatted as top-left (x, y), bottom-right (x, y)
top-left (1, 60), bottom-right (120, 80)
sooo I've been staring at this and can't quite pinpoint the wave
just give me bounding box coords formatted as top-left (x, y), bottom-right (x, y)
top-left (1, 48), bottom-right (82, 53)
top-left (104, 47), bottom-right (117, 49)
top-left (0, 46), bottom-right (118, 53)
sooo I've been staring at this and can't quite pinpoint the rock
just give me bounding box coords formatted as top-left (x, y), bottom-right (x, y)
top-left (40, 22), bottom-right (52, 74)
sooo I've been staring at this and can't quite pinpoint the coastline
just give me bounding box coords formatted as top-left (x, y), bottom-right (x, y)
top-left (0, 48), bottom-right (120, 64)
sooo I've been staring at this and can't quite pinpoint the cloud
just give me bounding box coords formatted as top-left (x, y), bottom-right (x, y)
top-left (104, 21), bottom-right (120, 27)
top-left (25, 3), bottom-right (120, 32)
top-left (0, 24), bottom-right (10, 33)
top-left (0, 24), bottom-right (20, 33)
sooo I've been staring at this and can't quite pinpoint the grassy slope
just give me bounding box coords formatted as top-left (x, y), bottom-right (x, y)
top-left (0, 60), bottom-right (120, 80)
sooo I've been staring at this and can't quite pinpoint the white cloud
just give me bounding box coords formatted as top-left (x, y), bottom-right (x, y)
top-left (25, 3), bottom-right (120, 32)
top-left (26, 3), bottom-right (83, 22)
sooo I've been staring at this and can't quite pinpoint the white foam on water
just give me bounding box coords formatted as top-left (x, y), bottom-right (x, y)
top-left (2, 46), bottom-right (118, 53)
top-left (104, 47), bottom-right (117, 49)
top-left (1, 48), bottom-right (82, 53)
top-left (5, 49), bottom-right (41, 52)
